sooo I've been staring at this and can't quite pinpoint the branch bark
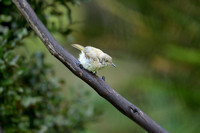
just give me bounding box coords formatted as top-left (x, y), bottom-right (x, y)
top-left (12, 0), bottom-right (168, 132)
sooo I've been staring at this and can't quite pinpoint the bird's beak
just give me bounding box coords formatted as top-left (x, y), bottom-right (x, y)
top-left (112, 63), bottom-right (117, 68)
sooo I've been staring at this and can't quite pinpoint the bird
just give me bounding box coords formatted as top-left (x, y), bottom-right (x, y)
top-left (72, 44), bottom-right (116, 73)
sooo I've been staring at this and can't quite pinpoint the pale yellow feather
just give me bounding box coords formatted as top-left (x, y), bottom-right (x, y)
top-left (72, 44), bottom-right (85, 51)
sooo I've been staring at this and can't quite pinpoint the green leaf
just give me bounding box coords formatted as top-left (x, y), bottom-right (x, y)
top-left (0, 87), bottom-right (4, 93)
top-left (3, 79), bottom-right (14, 86)
top-left (0, 15), bottom-right (12, 22)
top-left (2, 0), bottom-right (12, 5)
top-left (9, 55), bottom-right (20, 66)
top-left (4, 50), bottom-right (15, 62)
top-left (17, 28), bottom-right (28, 40)
top-left (22, 97), bottom-right (42, 107)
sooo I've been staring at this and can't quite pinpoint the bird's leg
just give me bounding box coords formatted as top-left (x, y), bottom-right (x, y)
top-left (94, 71), bottom-right (97, 75)
top-left (102, 76), bottom-right (105, 81)
top-left (79, 63), bottom-right (83, 69)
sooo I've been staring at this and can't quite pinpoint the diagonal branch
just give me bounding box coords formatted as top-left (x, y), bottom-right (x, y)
top-left (12, 0), bottom-right (168, 132)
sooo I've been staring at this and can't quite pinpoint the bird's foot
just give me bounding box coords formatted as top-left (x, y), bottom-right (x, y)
top-left (94, 71), bottom-right (97, 75)
top-left (79, 64), bottom-right (83, 69)
top-left (102, 76), bottom-right (105, 81)
top-left (89, 71), bottom-right (97, 75)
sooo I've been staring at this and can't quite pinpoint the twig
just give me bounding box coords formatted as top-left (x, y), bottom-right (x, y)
top-left (12, 0), bottom-right (168, 132)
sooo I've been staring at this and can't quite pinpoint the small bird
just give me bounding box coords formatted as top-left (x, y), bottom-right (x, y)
top-left (72, 44), bottom-right (116, 73)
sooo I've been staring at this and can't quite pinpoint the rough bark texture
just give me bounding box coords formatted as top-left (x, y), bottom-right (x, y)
top-left (12, 0), bottom-right (168, 132)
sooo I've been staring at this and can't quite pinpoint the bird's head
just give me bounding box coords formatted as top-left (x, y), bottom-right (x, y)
top-left (102, 54), bottom-right (116, 68)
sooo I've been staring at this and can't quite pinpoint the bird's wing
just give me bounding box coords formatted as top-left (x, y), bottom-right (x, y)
top-left (84, 47), bottom-right (100, 61)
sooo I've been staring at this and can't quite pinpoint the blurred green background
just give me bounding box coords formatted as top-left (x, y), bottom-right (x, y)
top-left (1, 0), bottom-right (200, 132)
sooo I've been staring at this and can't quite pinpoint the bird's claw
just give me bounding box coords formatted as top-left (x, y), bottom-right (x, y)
top-left (79, 64), bottom-right (83, 69)
top-left (94, 71), bottom-right (97, 75)
top-left (102, 76), bottom-right (105, 81)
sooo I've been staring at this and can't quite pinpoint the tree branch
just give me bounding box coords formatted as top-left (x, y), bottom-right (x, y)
top-left (12, 0), bottom-right (168, 132)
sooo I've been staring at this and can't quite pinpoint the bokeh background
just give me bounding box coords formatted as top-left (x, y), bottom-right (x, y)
top-left (1, 0), bottom-right (200, 133)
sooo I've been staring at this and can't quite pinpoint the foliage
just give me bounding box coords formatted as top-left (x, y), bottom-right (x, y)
top-left (0, 0), bottom-right (96, 133)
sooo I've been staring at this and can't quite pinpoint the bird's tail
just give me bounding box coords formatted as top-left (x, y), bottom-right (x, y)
top-left (71, 44), bottom-right (85, 51)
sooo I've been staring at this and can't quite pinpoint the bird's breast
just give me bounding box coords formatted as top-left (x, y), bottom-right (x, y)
top-left (78, 52), bottom-right (104, 72)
